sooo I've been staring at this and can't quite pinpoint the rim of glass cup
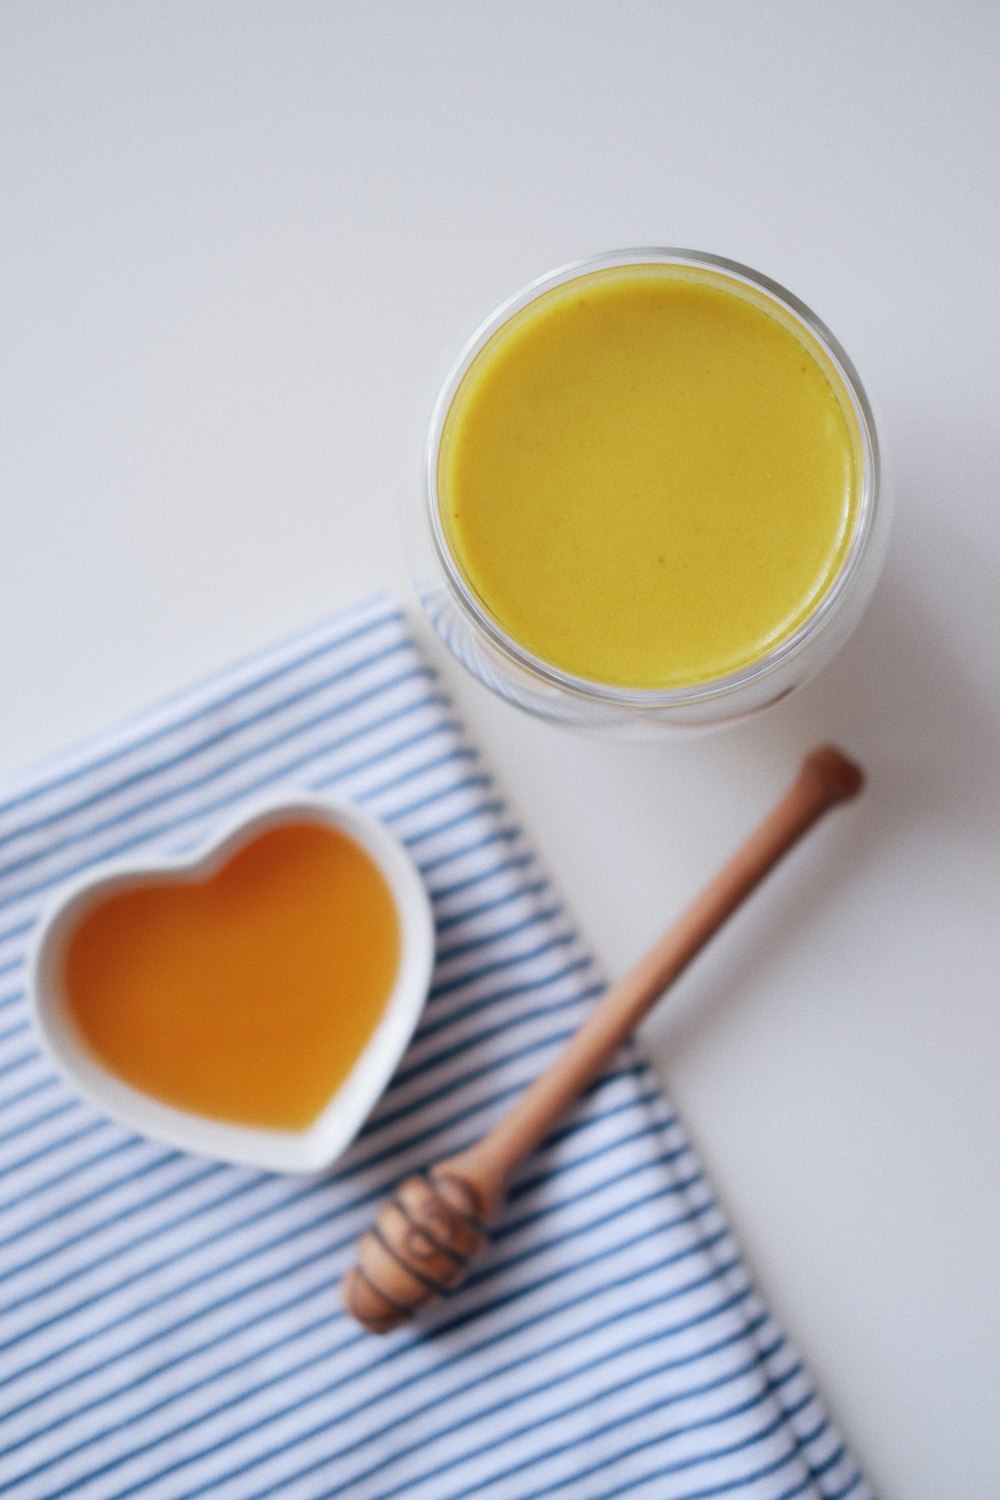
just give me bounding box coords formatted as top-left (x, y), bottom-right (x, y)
top-left (423, 247), bottom-right (881, 709)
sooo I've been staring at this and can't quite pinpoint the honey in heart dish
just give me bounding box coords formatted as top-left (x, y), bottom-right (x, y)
top-left (61, 820), bottom-right (401, 1131)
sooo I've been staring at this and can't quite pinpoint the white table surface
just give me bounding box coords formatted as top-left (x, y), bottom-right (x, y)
top-left (2, 5), bottom-right (998, 1495)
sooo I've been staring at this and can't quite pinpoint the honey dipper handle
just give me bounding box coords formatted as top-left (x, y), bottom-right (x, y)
top-left (470, 746), bottom-right (863, 1198)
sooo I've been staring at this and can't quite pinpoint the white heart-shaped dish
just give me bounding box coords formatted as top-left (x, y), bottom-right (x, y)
top-left (28, 792), bottom-right (435, 1174)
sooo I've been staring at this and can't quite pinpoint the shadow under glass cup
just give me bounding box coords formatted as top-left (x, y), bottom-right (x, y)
top-left (412, 249), bottom-right (888, 735)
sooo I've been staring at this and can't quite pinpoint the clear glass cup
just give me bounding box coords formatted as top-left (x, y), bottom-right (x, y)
top-left (408, 248), bottom-right (889, 735)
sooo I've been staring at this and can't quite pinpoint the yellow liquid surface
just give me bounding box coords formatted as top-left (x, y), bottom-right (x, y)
top-left (63, 822), bottom-right (401, 1131)
top-left (438, 263), bottom-right (861, 687)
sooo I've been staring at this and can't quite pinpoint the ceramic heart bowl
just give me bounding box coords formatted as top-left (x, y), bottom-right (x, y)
top-left (28, 793), bottom-right (435, 1174)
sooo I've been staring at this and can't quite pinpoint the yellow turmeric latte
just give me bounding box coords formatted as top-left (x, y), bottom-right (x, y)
top-left (436, 263), bottom-right (861, 688)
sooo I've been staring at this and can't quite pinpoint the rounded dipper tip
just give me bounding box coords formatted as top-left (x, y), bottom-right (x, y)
top-left (802, 745), bottom-right (865, 804)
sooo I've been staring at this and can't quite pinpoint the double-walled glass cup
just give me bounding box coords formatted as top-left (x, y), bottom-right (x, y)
top-left (411, 249), bottom-right (888, 735)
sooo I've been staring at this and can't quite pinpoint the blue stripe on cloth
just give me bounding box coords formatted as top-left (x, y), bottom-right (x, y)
top-left (0, 633), bottom-right (416, 879)
top-left (0, 1062), bottom-right (645, 1407)
top-left (1, 1084), bottom-right (668, 1467)
top-left (0, 596), bottom-right (869, 1500)
top-left (0, 1075), bottom-right (59, 1117)
top-left (249, 1307), bottom-right (775, 1500)
top-left (21, 1205), bottom-right (731, 1497)
top-left (454, 1382), bottom-right (818, 1500)
top-left (0, 597), bottom-right (403, 822)
top-left (336, 1344), bottom-right (801, 1500)
top-left (0, 667), bottom-right (442, 917)
top-left (222, 1229), bottom-right (743, 1500)
top-left (595, 1413), bottom-right (837, 1500)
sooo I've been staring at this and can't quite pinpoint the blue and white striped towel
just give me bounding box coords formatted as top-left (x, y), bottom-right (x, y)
top-left (0, 595), bottom-right (870, 1500)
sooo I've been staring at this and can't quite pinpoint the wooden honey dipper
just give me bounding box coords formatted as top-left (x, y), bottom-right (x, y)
top-left (341, 745), bottom-right (863, 1333)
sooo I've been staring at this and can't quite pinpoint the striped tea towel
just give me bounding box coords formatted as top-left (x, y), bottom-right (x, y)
top-left (0, 594), bottom-right (870, 1500)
